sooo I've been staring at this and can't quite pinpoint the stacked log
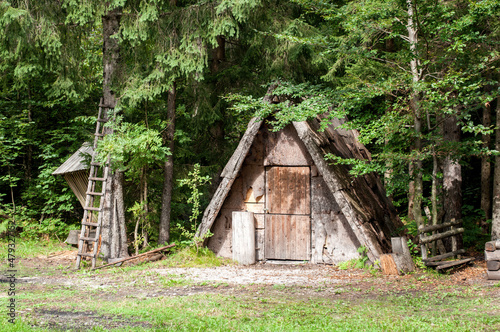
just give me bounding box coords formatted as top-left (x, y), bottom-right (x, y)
top-left (485, 240), bottom-right (500, 280)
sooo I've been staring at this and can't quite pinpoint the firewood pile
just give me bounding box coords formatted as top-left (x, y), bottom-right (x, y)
top-left (485, 240), bottom-right (500, 280)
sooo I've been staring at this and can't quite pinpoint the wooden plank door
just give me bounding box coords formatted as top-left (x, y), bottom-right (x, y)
top-left (265, 167), bottom-right (310, 260)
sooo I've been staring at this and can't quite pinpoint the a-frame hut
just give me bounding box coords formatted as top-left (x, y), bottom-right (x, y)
top-left (196, 116), bottom-right (403, 264)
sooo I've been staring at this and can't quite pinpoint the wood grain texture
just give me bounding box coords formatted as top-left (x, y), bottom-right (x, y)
top-left (293, 118), bottom-right (403, 262)
top-left (485, 240), bottom-right (500, 251)
top-left (485, 250), bottom-right (500, 261)
top-left (206, 208), bottom-right (234, 259)
top-left (487, 260), bottom-right (500, 271)
top-left (232, 212), bottom-right (256, 265)
top-left (263, 124), bottom-right (313, 166)
top-left (241, 165), bottom-right (265, 203)
top-left (265, 215), bottom-right (310, 260)
top-left (380, 254), bottom-right (399, 275)
top-left (311, 176), bottom-right (339, 214)
top-left (255, 229), bottom-right (265, 261)
top-left (254, 214), bottom-right (265, 229)
top-left (266, 167), bottom-right (310, 215)
top-left (487, 270), bottom-right (500, 280)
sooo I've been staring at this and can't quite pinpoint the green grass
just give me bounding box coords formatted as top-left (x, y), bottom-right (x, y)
top-left (3, 288), bottom-right (499, 331)
top-left (3, 239), bottom-right (498, 331)
top-left (0, 238), bottom-right (72, 260)
top-left (158, 246), bottom-right (234, 268)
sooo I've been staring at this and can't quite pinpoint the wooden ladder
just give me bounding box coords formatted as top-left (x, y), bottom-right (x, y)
top-left (76, 102), bottom-right (112, 269)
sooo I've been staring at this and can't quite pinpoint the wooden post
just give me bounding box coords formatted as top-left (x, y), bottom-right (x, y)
top-left (390, 237), bottom-right (415, 273)
top-left (232, 211), bottom-right (256, 265)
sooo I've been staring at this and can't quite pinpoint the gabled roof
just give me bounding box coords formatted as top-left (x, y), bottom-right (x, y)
top-left (52, 143), bottom-right (93, 175)
top-left (196, 116), bottom-right (403, 261)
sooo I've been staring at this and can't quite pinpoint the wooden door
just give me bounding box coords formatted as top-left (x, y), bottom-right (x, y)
top-left (265, 167), bottom-right (310, 260)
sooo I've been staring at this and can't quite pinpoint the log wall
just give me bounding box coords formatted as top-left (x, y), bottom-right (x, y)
top-left (486, 240), bottom-right (500, 280)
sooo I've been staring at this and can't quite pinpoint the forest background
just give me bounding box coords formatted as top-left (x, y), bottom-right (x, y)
top-left (1, 0), bottom-right (499, 255)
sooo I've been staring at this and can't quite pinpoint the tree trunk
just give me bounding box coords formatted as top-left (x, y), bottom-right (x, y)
top-left (100, 6), bottom-right (127, 260)
top-left (115, 170), bottom-right (129, 258)
top-left (407, 0), bottom-right (424, 229)
top-left (210, 36), bottom-right (226, 73)
top-left (442, 114), bottom-right (462, 249)
top-left (408, 163), bottom-right (415, 222)
top-left (158, 83), bottom-right (176, 244)
top-left (492, 99), bottom-right (500, 240)
top-left (482, 101), bottom-right (492, 222)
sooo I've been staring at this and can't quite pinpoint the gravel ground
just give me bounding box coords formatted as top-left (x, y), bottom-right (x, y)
top-left (153, 263), bottom-right (365, 286)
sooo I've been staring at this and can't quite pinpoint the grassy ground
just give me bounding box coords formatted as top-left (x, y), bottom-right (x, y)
top-left (1, 239), bottom-right (499, 331)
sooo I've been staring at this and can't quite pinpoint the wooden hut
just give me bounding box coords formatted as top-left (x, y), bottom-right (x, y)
top-left (196, 116), bottom-right (403, 264)
top-left (52, 144), bottom-right (92, 208)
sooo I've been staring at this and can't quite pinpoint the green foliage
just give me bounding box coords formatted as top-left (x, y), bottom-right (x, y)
top-left (462, 203), bottom-right (490, 250)
top-left (160, 245), bottom-right (232, 268)
top-left (338, 246), bottom-right (375, 270)
top-left (95, 116), bottom-right (170, 175)
top-left (176, 164), bottom-right (211, 246)
top-left (406, 239), bottom-right (419, 257)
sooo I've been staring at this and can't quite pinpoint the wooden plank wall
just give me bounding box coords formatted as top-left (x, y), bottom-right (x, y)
top-left (311, 174), bottom-right (361, 264)
top-left (265, 215), bottom-right (310, 260)
top-left (64, 170), bottom-right (89, 208)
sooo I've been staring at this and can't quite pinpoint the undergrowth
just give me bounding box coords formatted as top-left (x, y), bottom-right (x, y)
top-left (160, 245), bottom-right (233, 268)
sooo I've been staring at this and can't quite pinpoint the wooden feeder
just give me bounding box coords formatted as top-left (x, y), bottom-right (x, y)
top-left (196, 116), bottom-right (404, 264)
top-left (52, 143), bottom-right (93, 208)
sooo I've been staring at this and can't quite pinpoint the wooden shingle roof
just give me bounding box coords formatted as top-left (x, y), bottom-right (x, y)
top-left (52, 143), bottom-right (93, 175)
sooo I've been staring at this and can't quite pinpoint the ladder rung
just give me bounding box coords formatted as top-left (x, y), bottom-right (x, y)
top-left (91, 162), bottom-right (102, 166)
top-left (97, 118), bottom-right (109, 122)
top-left (78, 253), bottom-right (95, 257)
top-left (89, 177), bottom-right (106, 181)
top-left (94, 133), bottom-right (104, 137)
top-left (87, 191), bottom-right (104, 196)
top-left (84, 207), bottom-right (101, 212)
top-left (80, 236), bottom-right (98, 242)
top-left (82, 222), bottom-right (99, 227)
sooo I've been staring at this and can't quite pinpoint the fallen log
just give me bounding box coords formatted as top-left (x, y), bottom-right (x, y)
top-left (93, 243), bottom-right (175, 270)
top-left (435, 257), bottom-right (475, 271)
top-left (423, 249), bottom-right (465, 263)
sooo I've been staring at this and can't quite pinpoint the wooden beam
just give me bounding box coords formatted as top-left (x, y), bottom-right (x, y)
top-left (418, 219), bottom-right (461, 233)
top-left (92, 243), bottom-right (175, 270)
top-left (435, 257), bottom-right (475, 271)
top-left (420, 228), bottom-right (464, 244)
top-left (422, 249), bottom-right (466, 262)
